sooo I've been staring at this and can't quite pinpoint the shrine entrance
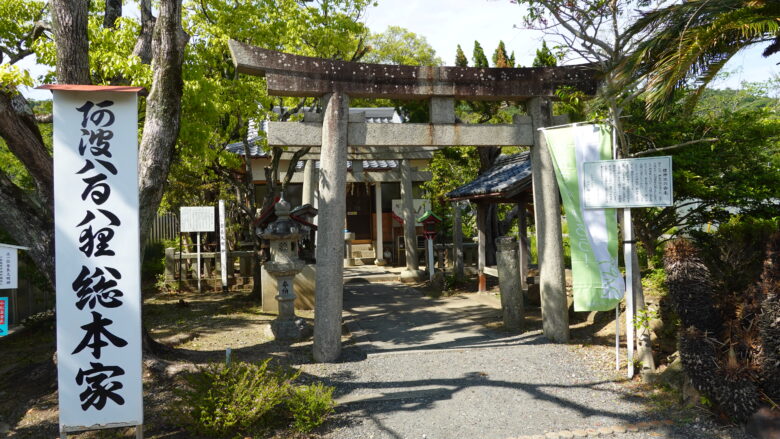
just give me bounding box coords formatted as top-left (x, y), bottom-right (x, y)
top-left (229, 40), bottom-right (599, 362)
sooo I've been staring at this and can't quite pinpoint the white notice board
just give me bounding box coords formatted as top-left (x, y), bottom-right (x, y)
top-left (582, 156), bottom-right (673, 208)
top-left (180, 206), bottom-right (215, 232)
top-left (0, 245), bottom-right (18, 289)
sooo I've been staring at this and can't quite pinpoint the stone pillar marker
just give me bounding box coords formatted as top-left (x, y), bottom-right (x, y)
top-left (260, 197), bottom-right (311, 340)
top-left (452, 201), bottom-right (464, 282)
top-left (518, 202), bottom-right (530, 292)
top-left (374, 182), bottom-right (385, 266)
top-left (302, 159), bottom-right (316, 206)
top-left (313, 91), bottom-right (349, 363)
top-left (497, 236), bottom-right (523, 331)
top-left (400, 159), bottom-right (424, 282)
top-left (527, 100), bottom-right (569, 343)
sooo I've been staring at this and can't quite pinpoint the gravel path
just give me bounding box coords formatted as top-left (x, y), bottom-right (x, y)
top-left (299, 281), bottom-right (751, 439)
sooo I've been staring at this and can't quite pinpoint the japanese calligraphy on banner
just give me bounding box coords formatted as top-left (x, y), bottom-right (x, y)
top-left (582, 157), bottom-right (673, 208)
top-left (51, 89), bottom-right (143, 431)
top-left (0, 297), bottom-right (7, 336)
top-left (0, 245), bottom-right (17, 289)
top-left (543, 124), bottom-right (625, 312)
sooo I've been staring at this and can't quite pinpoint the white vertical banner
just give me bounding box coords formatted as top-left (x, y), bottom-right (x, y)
top-left (219, 200), bottom-right (228, 291)
top-left (51, 88), bottom-right (143, 432)
top-left (0, 244), bottom-right (18, 289)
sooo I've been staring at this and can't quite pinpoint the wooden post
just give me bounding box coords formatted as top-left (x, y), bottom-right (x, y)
top-left (476, 202), bottom-right (487, 292)
top-left (313, 91), bottom-right (349, 363)
top-left (527, 101), bottom-right (569, 343)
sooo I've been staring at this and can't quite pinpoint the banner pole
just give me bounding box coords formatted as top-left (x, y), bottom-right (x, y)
top-left (624, 208), bottom-right (635, 379)
top-left (197, 233), bottom-right (202, 293)
top-left (615, 306), bottom-right (620, 370)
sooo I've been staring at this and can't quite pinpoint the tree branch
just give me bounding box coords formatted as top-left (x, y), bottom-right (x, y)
top-left (0, 91), bottom-right (53, 210)
top-left (630, 138), bottom-right (717, 157)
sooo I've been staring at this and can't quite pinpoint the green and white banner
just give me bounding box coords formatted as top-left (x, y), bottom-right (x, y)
top-left (542, 124), bottom-right (624, 311)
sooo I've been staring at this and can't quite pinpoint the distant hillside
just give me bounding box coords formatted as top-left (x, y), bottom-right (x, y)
top-left (696, 86), bottom-right (779, 117)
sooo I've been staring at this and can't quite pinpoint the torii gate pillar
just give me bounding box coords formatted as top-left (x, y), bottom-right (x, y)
top-left (313, 92), bottom-right (349, 362)
top-left (529, 98), bottom-right (569, 342)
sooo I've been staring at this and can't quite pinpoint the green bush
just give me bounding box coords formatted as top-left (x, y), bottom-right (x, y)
top-left (287, 383), bottom-right (335, 432)
top-left (175, 360), bottom-right (335, 437)
top-left (142, 242), bottom-right (165, 284)
top-left (689, 215), bottom-right (779, 294)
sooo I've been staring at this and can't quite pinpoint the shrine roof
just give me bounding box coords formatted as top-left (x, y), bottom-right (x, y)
top-left (446, 152), bottom-right (532, 202)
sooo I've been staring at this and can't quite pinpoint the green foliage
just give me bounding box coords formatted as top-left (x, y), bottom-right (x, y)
top-left (641, 268), bottom-right (668, 298)
top-left (532, 40), bottom-right (557, 67)
top-left (633, 307), bottom-right (660, 330)
top-left (472, 40), bottom-right (489, 68)
top-left (421, 147), bottom-right (480, 239)
top-left (689, 215), bottom-right (779, 294)
top-left (287, 383), bottom-right (336, 433)
top-left (0, 0), bottom-right (46, 65)
top-left (176, 360), bottom-right (335, 437)
top-left (0, 64), bottom-right (33, 90)
top-left (364, 26), bottom-right (442, 66)
top-left (142, 242), bottom-right (166, 284)
top-left (455, 44), bottom-right (468, 67)
top-left (625, 86), bottom-right (780, 265)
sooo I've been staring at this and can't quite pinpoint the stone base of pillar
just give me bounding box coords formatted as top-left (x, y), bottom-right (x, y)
top-left (374, 258), bottom-right (386, 266)
top-left (400, 269), bottom-right (426, 283)
top-left (478, 273), bottom-right (487, 292)
top-left (344, 258), bottom-right (356, 267)
top-left (269, 317), bottom-right (312, 341)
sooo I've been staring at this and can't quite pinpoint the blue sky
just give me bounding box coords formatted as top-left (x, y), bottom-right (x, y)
top-left (20, 0), bottom-right (779, 99)
top-left (364, 0), bottom-right (778, 90)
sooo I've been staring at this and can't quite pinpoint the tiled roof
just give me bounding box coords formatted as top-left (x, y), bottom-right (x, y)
top-left (288, 159), bottom-right (398, 171)
top-left (446, 152), bottom-right (532, 200)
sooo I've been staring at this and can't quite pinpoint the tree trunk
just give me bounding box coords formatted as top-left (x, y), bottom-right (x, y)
top-left (135, 0), bottom-right (188, 355)
top-left (0, 168), bottom-right (54, 288)
top-left (132, 0), bottom-right (155, 64)
top-left (103, 0), bottom-right (123, 29)
top-left (137, 0), bottom-right (188, 247)
top-left (51, 0), bottom-right (90, 84)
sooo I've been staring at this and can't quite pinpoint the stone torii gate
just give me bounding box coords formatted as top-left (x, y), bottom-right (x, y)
top-left (229, 40), bottom-right (599, 362)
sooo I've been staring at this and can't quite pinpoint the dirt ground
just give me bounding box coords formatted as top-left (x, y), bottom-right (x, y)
top-left (0, 276), bottom-right (675, 439)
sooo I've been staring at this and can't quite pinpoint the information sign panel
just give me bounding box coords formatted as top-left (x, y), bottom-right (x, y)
top-left (180, 206), bottom-right (215, 232)
top-left (0, 297), bottom-right (7, 336)
top-left (582, 156), bottom-right (673, 208)
top-left (0, 245), bottom-right (17, 289)
top-left (52, 89), bottom-right (143, 431)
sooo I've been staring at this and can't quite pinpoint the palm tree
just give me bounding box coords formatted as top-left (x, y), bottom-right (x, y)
top-left (620, 0), bottom-right (780, 119)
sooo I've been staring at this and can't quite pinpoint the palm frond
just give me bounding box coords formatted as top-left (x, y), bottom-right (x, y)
top-left (616, 0), bottom-right (780, 119)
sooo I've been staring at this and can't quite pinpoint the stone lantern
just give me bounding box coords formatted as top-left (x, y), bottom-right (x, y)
top-left (260, 197), bottom-right (311, 340)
